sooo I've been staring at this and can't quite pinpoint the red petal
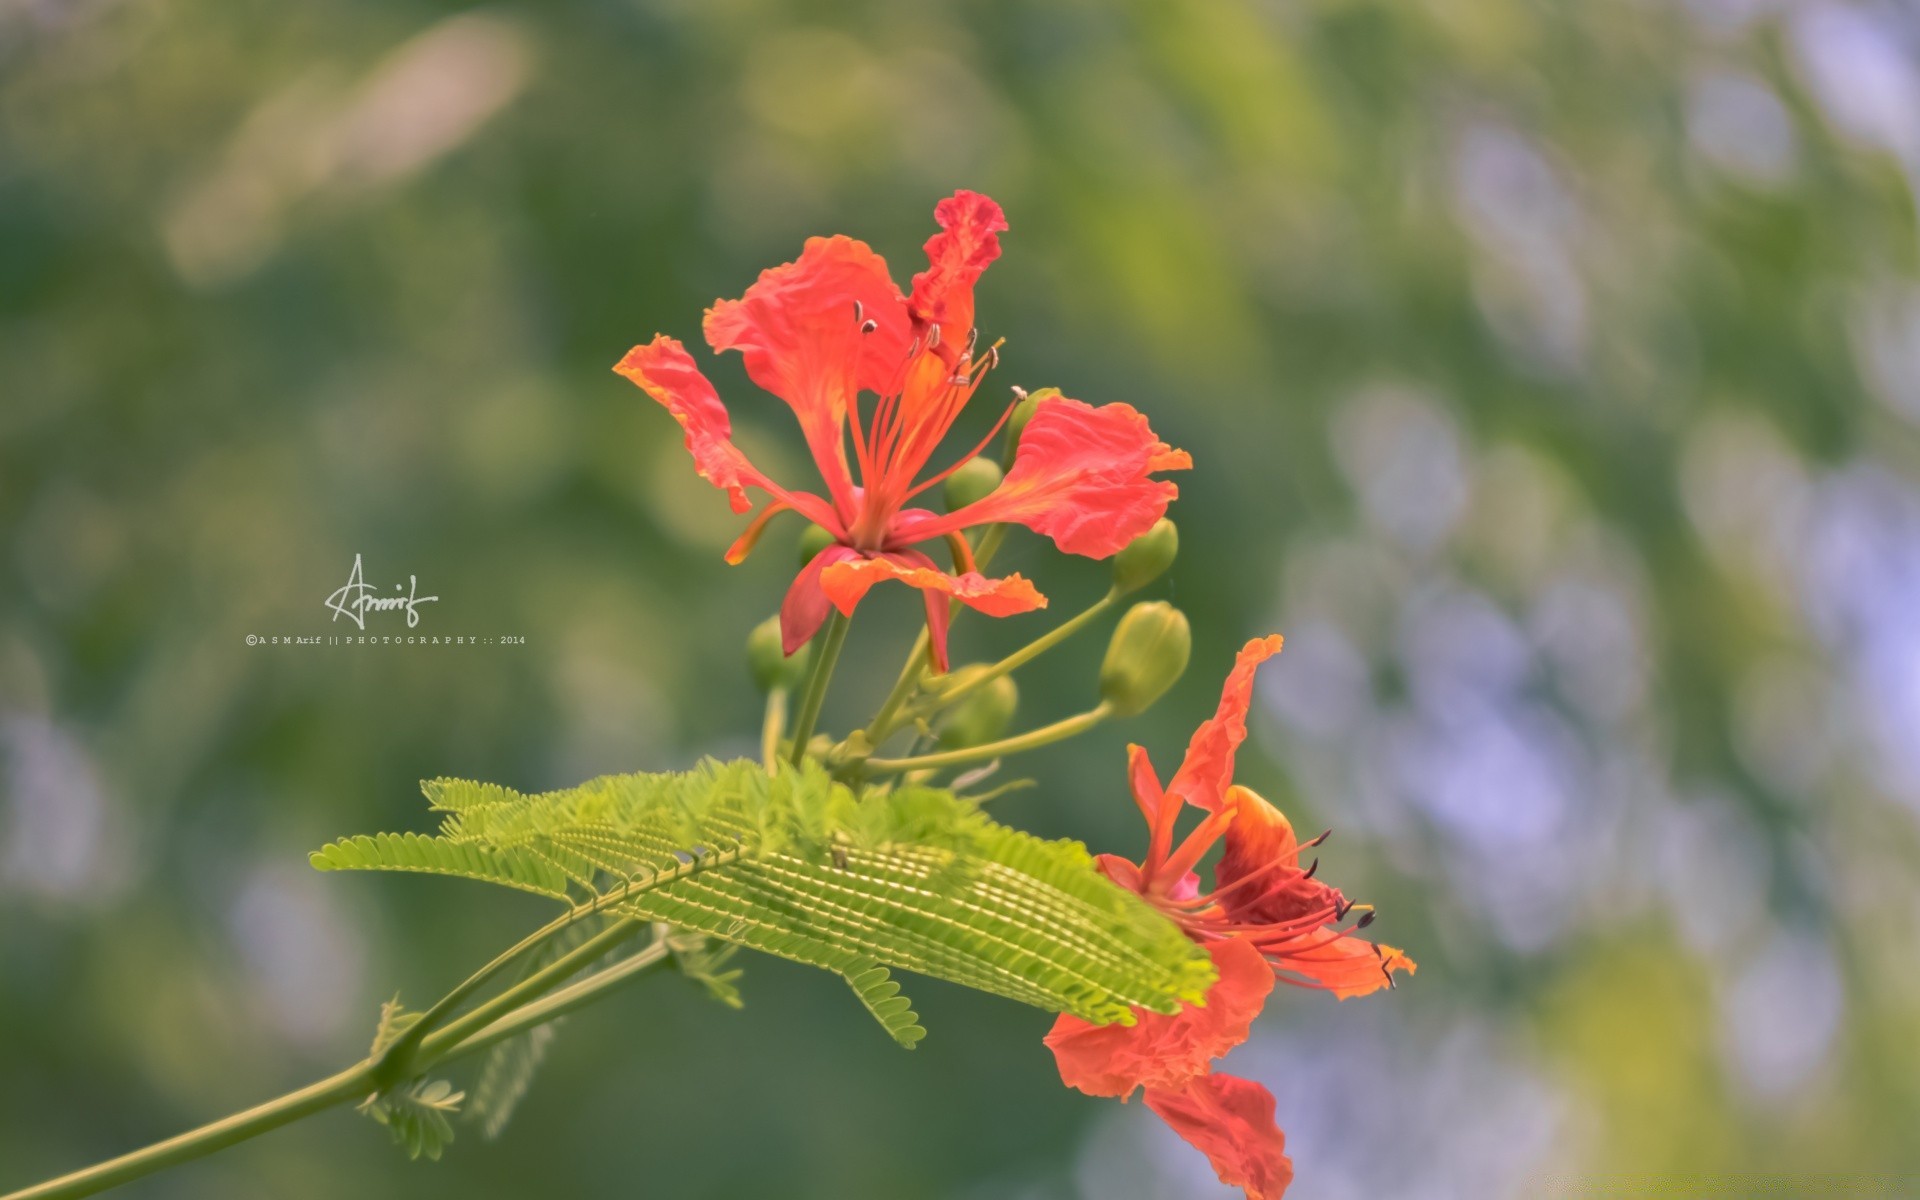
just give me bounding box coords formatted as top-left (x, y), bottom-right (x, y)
top-left (901, 396), bottom-right (1189, 557)
top-left (1093, 853), bottom-right (1146, 894)
top-left (614, 335), bottom-right (776, 516)
top-left (781, 545), bottom-right (861, 654)
top-left (1166, 636), bottom-right (1285, 814)
top-left (817, 553), bottom-right (1045, 620)
top-left (705, 235), bottom-right (911, 511)
top-left (1143, 1073), bottom-right (1294, 1200)
top-left (908, 190), bottom-right (1007, 358)
top-left (1044, 938), bottom-right (1273, 1099)
top-left (1279, 934), bottom-right (1417, 1000)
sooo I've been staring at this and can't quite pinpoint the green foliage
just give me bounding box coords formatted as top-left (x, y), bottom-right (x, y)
top-left (360, 1078), bottom-right (466, 1162)
top-left (312, 759), bottom-right (1212, 1027)
top-left (842, 962), bottom-right (926, 1049)
top-left (667, 928), bottom-right (746, 1010)
top-left (467, 1024), bottom-right (556, 1142)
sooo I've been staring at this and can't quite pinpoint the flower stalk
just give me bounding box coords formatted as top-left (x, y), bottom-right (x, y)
top-left (865, 702), bottom-right (1113, 775)
top-left (787, 611), bottom-right (849, 767)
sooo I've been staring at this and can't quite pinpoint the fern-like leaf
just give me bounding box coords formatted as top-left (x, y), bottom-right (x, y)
top-left (310, 832), bottom-right (571, 901)
top-left (842, 961), bottom-right (925, 1048)
top-left (360, 1078), bottom-right (465, 1161)
top-left (313, 760), bottom-right (1212, 1026)
top-left (466, 1023), bottom-right (556, 1141)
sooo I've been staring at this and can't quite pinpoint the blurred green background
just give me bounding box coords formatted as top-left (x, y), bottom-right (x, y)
top-left (6, 0), bottom-right (1920, 1196)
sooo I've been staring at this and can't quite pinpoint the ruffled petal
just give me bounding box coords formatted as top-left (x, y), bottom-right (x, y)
top-left (908, 190), bottom-right (1007, 360)
top-left (902, 396), bottom-right (1189, 557)
top-left (705, 235), bottom-right (911, 512)
top-left (1044, 938), bottom-right (1273, 1099)
top-left (614, 335), bottom-right (777, 515)
top-left (1142, 1073), bottom-right (1294, 1200)
top-left (1166, 636), bottom-right (1285, 814)
top-left (818, 550), bottom-right (1046, 672)
top-left (781, 545), bottom-right (862, 654)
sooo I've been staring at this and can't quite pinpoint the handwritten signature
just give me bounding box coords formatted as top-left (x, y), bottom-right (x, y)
top-left (324, 554), bottom-right (439, 630)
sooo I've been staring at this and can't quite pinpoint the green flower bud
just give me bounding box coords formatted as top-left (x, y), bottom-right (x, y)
top-left (797, 523), bottom-right (836, 568)
top-left (1003, 386), bottom-right (1059, 454)
top-left (748, 615), bottom-right (811, 692)
top-left (1112, 518), bottom-right (1179, 594)
top-left (943, 456), bottom-right (1003, 513)
top-left (936, 667), bottom-right (1019, 749)
top-left (1099, 602), bottom-right (1191, 716)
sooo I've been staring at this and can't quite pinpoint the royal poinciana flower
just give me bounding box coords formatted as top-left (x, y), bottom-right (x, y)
top-left (1045, 636), bottom-right (1416, 1200)
top-left (616, 191), bottom-right (1190, 670)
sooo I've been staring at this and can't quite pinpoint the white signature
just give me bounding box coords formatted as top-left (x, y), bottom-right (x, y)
top-left (324, 554), bottom-right (439, 630)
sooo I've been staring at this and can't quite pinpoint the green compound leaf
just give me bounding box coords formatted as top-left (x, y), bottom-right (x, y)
top-left (466, 1022), bottom-right (556, 1142)
top-left (359, 1077), bottom-right (466, 1161)
top-left (842, 961), bottom-right (925, 1048)
top-left (313, 759), bottom-right (1213, 1028)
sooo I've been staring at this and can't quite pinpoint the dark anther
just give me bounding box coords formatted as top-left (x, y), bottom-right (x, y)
top-left (861, 319), bottom-right (878, 334)
top-left (1335, 899), bottom-right (1353, 920)
top-left (1302, 857), bottom-right (1320, 880)
top-left (1355, 910), bottom-right (1376, 930)
top-left (853, 300), bottom-right (864, 322)
top-left (1302, 828), bottom-right (1333, 849)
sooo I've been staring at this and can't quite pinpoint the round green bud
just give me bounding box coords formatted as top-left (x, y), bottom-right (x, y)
top-left (936, 667), bottom-right (1020, 749)
top-left (1099, 602), bottom-right (1191, 716)
top-left (1003, 386), bottom-right (1058, 453)
top-left (747, 615), bottom-right (811, 692)
top-left (797, 523), bottom-right (836, 568)
top-left (943, 456), bottom-right (1003, 513)
top-left (1112, 518), bottom-right (1179, 594)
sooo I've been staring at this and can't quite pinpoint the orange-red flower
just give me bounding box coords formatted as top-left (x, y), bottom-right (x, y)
top-left (615, 191), bottom-right (1190, 670)
top-left (1045, 636), bottom-right (1415, 1200)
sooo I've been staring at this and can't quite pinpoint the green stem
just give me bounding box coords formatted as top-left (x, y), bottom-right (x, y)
top-left (3, 840), bottom-right (745, 1200)
top-left (372, 905), bottom-right (595, 1087)
top-left (911, 588), bottom-right (1117, 725)
top-left (1, 935), bottom-right (682, 1200)
top-left (865, 702), bottom-right (1113, 774)
top-left (863, 523), bottom-right (1009, 746)
top-left (426, 935), bottom-right (674, 1067)
top-left (0, 1062), bottom-right (377, 1200)
top-left (760, 688), bottom-right (788, 774)
top-left (863, 632), bottom-right (929, 747)
top-left (788, 612), bottom-right (849, 766)
top-left (418, 917), bottom-right (645, 1059)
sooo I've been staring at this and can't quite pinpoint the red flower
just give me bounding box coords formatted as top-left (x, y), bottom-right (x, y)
top-left (1045, 636), bottom-right (1415, 1199)
top-left (615, 191), bottom-right (1190, 670)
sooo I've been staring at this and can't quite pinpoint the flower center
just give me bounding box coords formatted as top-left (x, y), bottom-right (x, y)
top-left (845, 305), bottom-right (1007, 552)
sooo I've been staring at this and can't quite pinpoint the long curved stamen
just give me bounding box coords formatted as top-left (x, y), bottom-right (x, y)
top-left (903, 395), bottom-right (1017, 505)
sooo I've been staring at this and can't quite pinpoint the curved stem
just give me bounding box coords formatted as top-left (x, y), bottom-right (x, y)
top-left (427, 936), bottom-right (673, 1067)
top-left (0, 1062), bottom-right (377, 1200)
top-left (418, 918), bottom-right (645, 1059)
top-left (911, 589), bottom-right (1117, 725)
top-left (1, 932), bottom-right (683, 1200)
top-left (788, 612), bottom-right (849, 766)
top-left (865, 703), bottom-right (1112, 774)
top-left (861, 524), bottom-right (1012, 749)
